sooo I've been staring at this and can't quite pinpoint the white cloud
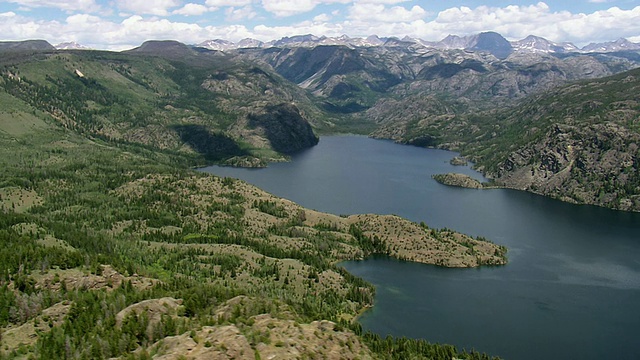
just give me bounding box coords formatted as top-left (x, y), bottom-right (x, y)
top-left (225, 6), bottom-right (257, 21)
top-left (260, 0), bottom-right (350, 17)
top-left (1, 2), bottom-right (640, 50)
top-left (1, 0), bottom-right (102, 13)
top-left (261, 0), bottom-right (317, 17)
top-left (313, 13), bottom-right (331, 22)
top-left (115, 0), bottom-right (181, 17)
top-left (355, 0), bottom-right (409, 3)
top-left (426, 3), bottom-right (640, 46)
top-left (348, 3), bottom-right (426, 23)
top-left (66, 13), bottom-right (102, 25)
top-left (0, 11), bottom-right (208, 50)
top-left (253, 21), bottom-right (345, 40)
top-left (206, 0), bottom-right (253, 6)
top-left (173, 3), bottom-right (210, 16)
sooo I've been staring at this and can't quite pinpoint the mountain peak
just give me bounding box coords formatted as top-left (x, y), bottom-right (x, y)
top-left (126, 40), bottom-right (194, 57)
top-left (55, 41), bottom-right (90, 50)
top-left (512, 35), bottom-right (578, 53)
top-left (196, 39), bottom-right (234, 51)
top-left (471, 32), bottom-right (513, 59)
top-left (582, 38), bottom-right (640, 52)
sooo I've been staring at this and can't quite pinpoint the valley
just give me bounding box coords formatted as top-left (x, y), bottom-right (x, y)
top-left (1, 31), bottom-right (639, 359)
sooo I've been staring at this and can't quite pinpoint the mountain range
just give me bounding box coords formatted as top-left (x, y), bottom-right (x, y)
top-left (50, 32), bottom-right (640, 58)
top-left (192, 32), bottom-right (640, 57)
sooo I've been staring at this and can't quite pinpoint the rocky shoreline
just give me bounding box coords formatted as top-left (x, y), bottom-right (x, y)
top-left (432, 173), bottom-right (486, 189)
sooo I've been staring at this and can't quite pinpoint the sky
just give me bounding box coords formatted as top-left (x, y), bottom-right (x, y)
top-left (0, 0), bottom-right (639, 50)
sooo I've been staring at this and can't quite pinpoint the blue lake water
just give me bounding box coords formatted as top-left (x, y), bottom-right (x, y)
top-left (201, 135), bottom-right (640, 359)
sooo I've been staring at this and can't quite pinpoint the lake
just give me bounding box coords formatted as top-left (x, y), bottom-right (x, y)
top-left (201, 135), bottom-right (640, 360)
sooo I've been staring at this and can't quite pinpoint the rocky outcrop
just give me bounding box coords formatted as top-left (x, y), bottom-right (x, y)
top-left (136, 296), bottom-right (374, 360)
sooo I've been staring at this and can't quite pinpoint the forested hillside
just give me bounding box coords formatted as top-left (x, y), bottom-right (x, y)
top-left (0, 44), bottom-right (323, 168)
top-left (0, 44), bottom-right (504, 359)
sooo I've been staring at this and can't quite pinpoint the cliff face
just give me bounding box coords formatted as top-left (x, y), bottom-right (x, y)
top-left (248, 103), bottom-right (319, 154)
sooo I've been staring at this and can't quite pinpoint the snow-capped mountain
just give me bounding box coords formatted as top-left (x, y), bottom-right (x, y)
top-left (196, 39), bottom-right (235, 51)
top-left (193, 33), bottom-right (640, 57)
top-left (195, 34), bottom-right (390, 51)
top-left (582, 38), bottom-right (640, 52)
top-left (361, 35), bottom-right (386, 47)
top-left (55, 41), bottom-right (90, 50)
top-left (512, 35), bottom-right (579, 53)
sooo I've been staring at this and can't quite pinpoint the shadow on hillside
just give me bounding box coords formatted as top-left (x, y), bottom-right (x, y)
top-left (172, 124), bottom-right (247, 162)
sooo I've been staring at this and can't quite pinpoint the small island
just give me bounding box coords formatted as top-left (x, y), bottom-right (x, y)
top-left (433, 173), bottom-right (485, 189)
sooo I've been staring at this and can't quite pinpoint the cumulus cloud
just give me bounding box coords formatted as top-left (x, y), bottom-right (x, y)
top-left (313, 13), bottom-right (332, 22)
top-left (253, 21), bottom-right (345, 40)
top-left (261, 0), bottom-right (318, 17)
top-left (355, 0), bottom-right (410, 3)
top-left (1, 2), bottom-right (640, 49)
top-left (347, 3), bottom-right (426, 22)
top-left (428, 3), bottom-right (640, 45)
top-left (260, 0), bottom-right (350, 17)
top-left (115, 0), bottom-right (181, 17)
top-left (0, 10), bottom-right (258, 50)
top-left (206, 0), bottom-right (254, 6)
top-left (225, 6), bottom-right (257, 21)
top-left (173, 3), bottom-right (210, 16)
top-left (1, 0), bottom-right (102, 13)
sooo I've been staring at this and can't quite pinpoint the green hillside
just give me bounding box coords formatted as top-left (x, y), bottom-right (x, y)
top-left (0, 46), bottom-right (503, 359)
top-left (478, 67), bottom-right (640, 209)
top-left (405, 67), bottom-right (640, 211)
top-left (0, 47), bottom-right (322, 168)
